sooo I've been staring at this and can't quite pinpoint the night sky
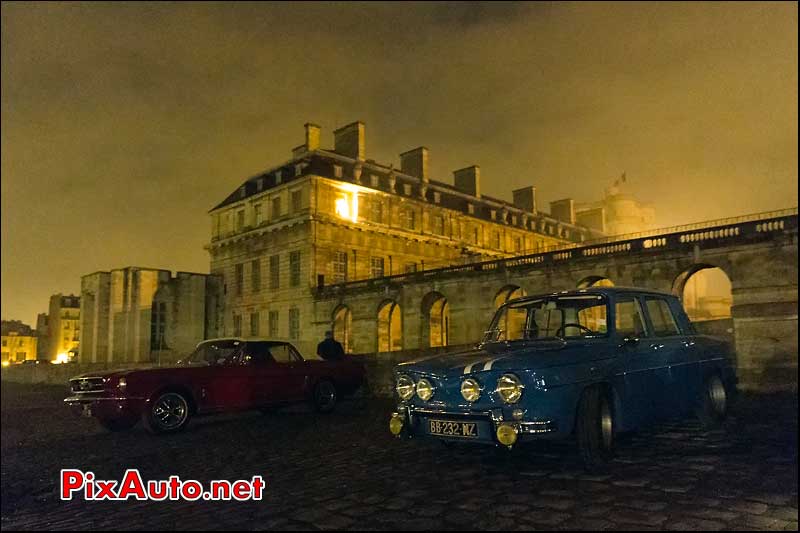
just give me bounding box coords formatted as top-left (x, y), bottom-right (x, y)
top-left (2, 2), bottom-right (797, 325)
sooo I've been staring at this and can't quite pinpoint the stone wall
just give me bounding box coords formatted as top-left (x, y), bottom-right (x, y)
top-left (1, 362), bottom-right (154, 387)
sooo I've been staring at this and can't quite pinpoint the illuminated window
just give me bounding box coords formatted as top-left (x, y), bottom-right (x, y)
top-left (371, 257), bottom-right (385, 278)
top-left (270, 255), bottom-right (280, 289)
top-left (288, 308), bottom-right (300, 340)
top-left (251, 259), bottom-right (261, 292)
top-left (268, 311), bottom-right (279, 337)
top-left (289, 251), bottom-right (301, 287)
top-left (433, 215), bottom-right (445, 235)
top-left (250, 312), bottom-right (260, 337)
top-left (235, 263), bottom-right (244, 296)
top-left (334, 191), bottom-right (358, 222)
top-left (333, 251), bottom-right (348, 283)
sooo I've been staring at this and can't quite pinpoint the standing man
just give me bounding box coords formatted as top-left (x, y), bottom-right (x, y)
top-left (317, 330), bottom-right (345, 361)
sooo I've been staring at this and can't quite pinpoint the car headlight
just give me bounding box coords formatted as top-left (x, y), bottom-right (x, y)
top-left (396, 374), bottom-right (415, 401)
top-left (496, 373), bottom-right (524, 403)
top-left (461, 378), bottom-right (481, 402)
top-left (416, 378), bottom-right (434, 401)
top-left (118, 377), bottom-right (127, 389)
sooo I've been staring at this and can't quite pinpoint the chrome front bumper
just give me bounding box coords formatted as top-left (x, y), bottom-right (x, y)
top-left (400, 404), bottom-right (556, 437)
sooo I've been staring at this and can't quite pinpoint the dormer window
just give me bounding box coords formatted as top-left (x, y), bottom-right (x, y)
top-left (490, 210), bottom-right (497, 221)
top-left (333, 165), bottom-right (343, 178)
top-left (467, 203), bottom-right (475, 215)
top-left (403, 183), bottom-right (412, 196)
top-left (275, 170), bottom-right (283, 184)
top-left (433, 192), bottom-right (441, 204)
top-left (370, 174), bottom-right (379, 188)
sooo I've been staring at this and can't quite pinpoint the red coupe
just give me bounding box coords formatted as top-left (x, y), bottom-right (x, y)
top-left (64, 338), bottom-right (366, 434)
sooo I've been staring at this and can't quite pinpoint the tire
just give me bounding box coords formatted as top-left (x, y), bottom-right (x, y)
top-left (142, 391), bottom-right (192, 435)
top-left (311, 380), bottom-right (338, 414)
top-left (575, 385), bottom-right (615, 473)
top-left (98, 417), bottom-right (138, 432)
top-left (696, 374), bottom-right (728, 429)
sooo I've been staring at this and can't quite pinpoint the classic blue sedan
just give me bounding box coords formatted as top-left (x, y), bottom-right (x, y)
top-left (388, 287), bottom-right (736, 470)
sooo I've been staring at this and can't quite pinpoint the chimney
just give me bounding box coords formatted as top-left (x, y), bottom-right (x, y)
top-left (305, 123), bottom-right (321, 152)
top-left (512, 186), bottom-right (537, 214)
top-left (550, 198), bottom-right (576, 224)
top-left (333, 121), bottom-right (365, 160)
top-left (453, 166), bottom-right (480, 198)
top-left (399, 147), bottom-right (429, 183)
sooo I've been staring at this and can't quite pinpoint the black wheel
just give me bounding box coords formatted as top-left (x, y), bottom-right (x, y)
top-left (696, 374), bottom-right (728, 429)
top-left (98, 417), bottom-right (138, 432)
top-left (312, 380), bottom-right (338, 414)
top-left (576, 385), bottom-right (615, 473)
top-left (142, 391), bottom-right (192, 434)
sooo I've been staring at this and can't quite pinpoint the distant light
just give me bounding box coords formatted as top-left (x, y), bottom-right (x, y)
top-left (334, 192), bottom-right (359, 223)
top-left (1, 361), bottom-right (9, 367)
top-left (53, 353), bottom-right (69, 364)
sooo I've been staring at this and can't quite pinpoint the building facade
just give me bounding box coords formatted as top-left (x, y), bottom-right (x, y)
top-left (1, 320), bottom-right (37, 365)
top-left (47, 294), bottom-right (80, 362)
top-left (35, 313), bottom-right (49, 360)
top-left (207, 121), bottom-right (608, 355)
top-left (79, 267), bottom-right (222, 364)
top-left (576, 182), bottom-right (656, 236)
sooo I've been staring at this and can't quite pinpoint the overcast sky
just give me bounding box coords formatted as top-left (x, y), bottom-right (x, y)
top-left (2, 2), bottom-right (797, 325)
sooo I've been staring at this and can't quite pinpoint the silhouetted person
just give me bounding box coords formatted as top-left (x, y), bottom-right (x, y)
top-left (317, 330), bottom-right (345, 361)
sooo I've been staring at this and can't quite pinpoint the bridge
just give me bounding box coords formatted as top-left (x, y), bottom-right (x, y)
top-left (313, 208), bottom-right (798, 391)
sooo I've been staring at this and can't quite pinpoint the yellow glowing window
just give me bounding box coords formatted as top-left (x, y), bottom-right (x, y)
top-left (334, 193), bottom-right (359, 222)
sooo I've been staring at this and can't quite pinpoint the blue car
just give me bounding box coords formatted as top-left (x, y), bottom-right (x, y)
top-left (388, 287), bottom-right (736, 470)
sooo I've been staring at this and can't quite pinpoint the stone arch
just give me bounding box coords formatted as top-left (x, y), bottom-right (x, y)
top-left (421, 292), bottom-right (450, 348)
top-left (377, 300), bottom-right (403, 352)
top-left (331, 305), bottom-right (353, 353)
top-left (494, 285), bottom-right (527, 309)
top-left (577, 275), bottom-right (615, 288)
top-left (673, 264), bottom-right (733, 323)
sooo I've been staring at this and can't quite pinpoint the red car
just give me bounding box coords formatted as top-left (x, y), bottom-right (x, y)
top-left (64, 338), bottom-right (366, 434)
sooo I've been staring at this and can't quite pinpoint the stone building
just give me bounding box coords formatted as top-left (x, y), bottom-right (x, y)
top-left (1, 320), bottom-right (37, 365)
top-left (79, 267), bottom-right (222, 364)
top-left (207, 121), bottom-right (606, 355)
top-left (35, 313), bottom-right (49, 360)
top-left (47, 294), bottom-right (80, 362)
top-left (575, 181), bottom-right (656, 236)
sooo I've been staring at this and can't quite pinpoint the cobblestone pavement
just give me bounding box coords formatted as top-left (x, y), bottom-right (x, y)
top-left (1, 382), bottom-right (797, 531)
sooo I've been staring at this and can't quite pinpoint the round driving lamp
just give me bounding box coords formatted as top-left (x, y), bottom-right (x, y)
top-left (496, 423), bottom-right (519, 447)
top-left (396, 375), bottom-right (415, 401)
top-left (460, 378), bottom-right (481, 402)
top-left (389, 413), bottom-right (404, 436)
top-left (496, 374), bottom-right (524, 404)
top-left (416, 378), bottom-right (434, 401)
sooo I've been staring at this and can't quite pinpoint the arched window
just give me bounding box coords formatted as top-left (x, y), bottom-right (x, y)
top-left (377, 301), bottom-right (402, 352)
top-left (422, 292), bottom-right (450, 348)
top-left (332, 305), bottom-right (352, 353)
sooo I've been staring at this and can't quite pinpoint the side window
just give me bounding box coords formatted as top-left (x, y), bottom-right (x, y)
top-left (615, 297), bottom-right (647, 338)
top-left (269, 344), bottom-right (300, 363)
top-left (645, 298), bottom-right (680, 337)
top-left (241, 342), bottom-right (275, 366)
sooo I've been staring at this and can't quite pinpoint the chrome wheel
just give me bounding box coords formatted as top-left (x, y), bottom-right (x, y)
top-left (708, 375), bottom-right (727, 416)
top-left (152, 393), bottom-right (189, 431)
top-left (600, 397), bottom-right (613, 450)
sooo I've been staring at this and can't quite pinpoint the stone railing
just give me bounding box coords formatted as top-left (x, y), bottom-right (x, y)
top-left (317, 208), bottom-right (798, 296)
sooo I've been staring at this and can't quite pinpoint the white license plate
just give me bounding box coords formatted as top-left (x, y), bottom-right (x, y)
top-left (428, 419), bottom-right (478, 438)
top-left (81, 404), bottom-right (93, 418)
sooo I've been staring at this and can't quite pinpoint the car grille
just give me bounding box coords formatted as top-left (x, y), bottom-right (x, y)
top-left (70, 377), bottom-right (106, 393)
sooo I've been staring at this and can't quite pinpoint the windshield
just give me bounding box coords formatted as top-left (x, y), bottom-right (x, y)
top-left (483, 295), bottom-right (608, 343)
top-left (183, 340), bottom-right (243, 365)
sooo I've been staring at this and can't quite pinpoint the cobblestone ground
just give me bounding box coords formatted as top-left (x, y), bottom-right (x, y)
top-left (1, 382), bottom-right (797, 531)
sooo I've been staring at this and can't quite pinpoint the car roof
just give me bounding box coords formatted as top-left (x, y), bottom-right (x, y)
top-left (196, 337), bottom-right (294, 346)
top-left (506, 286), bottom-right (676, 305)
